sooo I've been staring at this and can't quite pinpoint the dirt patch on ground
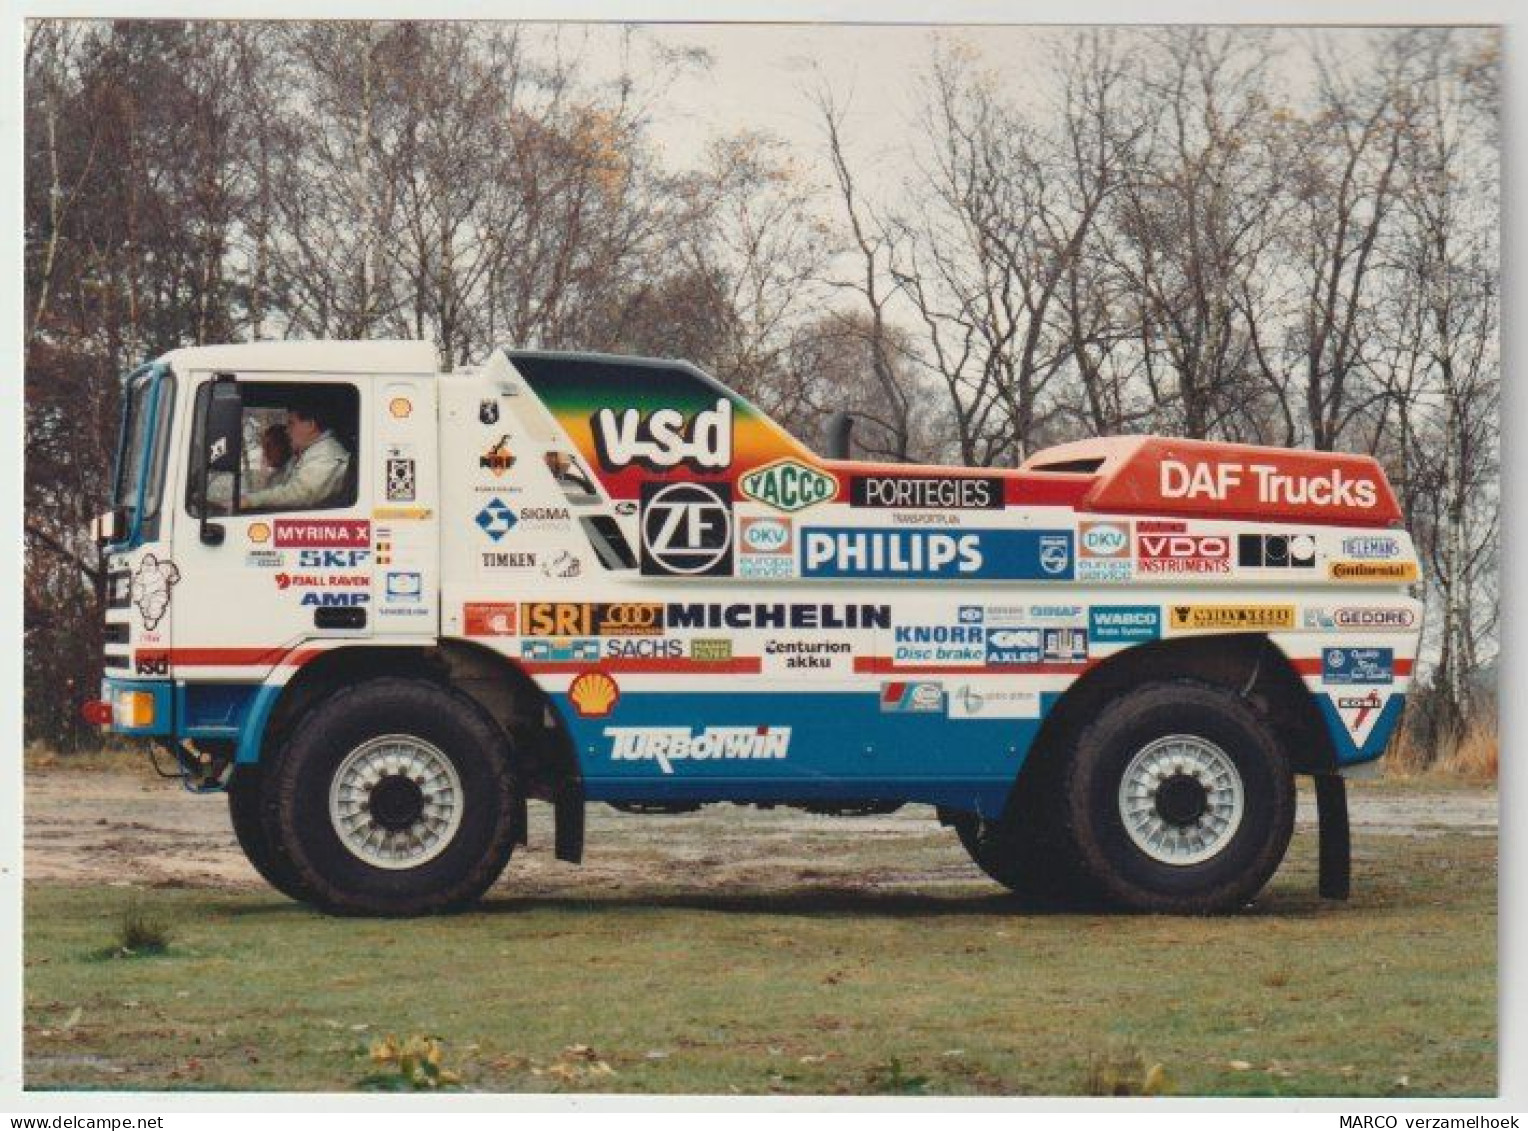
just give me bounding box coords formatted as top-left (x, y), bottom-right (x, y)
top-left (23, 764), bottom-right (1498, 895)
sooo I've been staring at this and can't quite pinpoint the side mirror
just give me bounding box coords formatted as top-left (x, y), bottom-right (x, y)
top-left (201, 375), bottom-right (242, 546)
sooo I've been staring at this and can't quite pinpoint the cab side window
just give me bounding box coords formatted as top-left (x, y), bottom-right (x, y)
top-left (188, 382), bottom-right (361, 517)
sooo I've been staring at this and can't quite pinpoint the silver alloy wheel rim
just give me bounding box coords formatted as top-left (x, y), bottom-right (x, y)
top-left (328, 735), bottom-right (464, 870)
top-left (1117, 734), bottom-right (1245, 866)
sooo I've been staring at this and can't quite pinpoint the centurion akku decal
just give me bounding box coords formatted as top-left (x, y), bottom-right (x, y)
top-left (87, 341), bottom-right (1424, 918)
top-left (799, 529), bottom-right (1074, 580)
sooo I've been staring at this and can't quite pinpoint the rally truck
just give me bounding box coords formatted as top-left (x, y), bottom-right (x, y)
top-left (85, 340), bottom-right (1424, 915)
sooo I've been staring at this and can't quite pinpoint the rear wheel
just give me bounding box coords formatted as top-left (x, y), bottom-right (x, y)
top-left (268, 678), bottom-right (518, 916)
top-left (1063, 680), bottom-right (1295, 914)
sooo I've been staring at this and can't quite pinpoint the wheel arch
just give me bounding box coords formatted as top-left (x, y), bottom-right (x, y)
top-left (1010, 632), bottom-right (1334, 819)
top-left (251, 640), bottom-right (580, 805)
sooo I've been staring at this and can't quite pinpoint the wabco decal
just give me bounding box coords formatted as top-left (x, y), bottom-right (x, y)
top-left (800, 529), bottom-right (1073, 580)
top-left (592, 398), bottom-right (733, 472)
top-left (605, 726), bottom-right (792, 773)
top-left (1089, 605), bottom-right (1161, 643)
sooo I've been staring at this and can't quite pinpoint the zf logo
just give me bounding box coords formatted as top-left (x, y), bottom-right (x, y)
top-left (640, 480), bottom-right (733, 577)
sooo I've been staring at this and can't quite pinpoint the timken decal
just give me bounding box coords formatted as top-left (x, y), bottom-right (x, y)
top-left (1169, 604), bottom-right (1296, 631)
top-left (273, 519), bottom-right (370, 548)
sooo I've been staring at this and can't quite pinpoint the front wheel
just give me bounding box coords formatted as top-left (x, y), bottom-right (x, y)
top-left (267, 678), bottom-right (518, 916)
top-left (1063, 680), bottom-right (1295, 914)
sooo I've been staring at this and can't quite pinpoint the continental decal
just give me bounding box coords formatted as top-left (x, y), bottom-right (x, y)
top-left (1168, 604), bottom-right (1296, 631)
top-left (1328, 560), bottom-right (1418, 583)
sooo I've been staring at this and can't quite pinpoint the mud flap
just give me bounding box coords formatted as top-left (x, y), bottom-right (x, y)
top-left (1313, 774), bottom-right (1350, 900)
top-left (554, 788), bottom-right (584, 864)
top-left (510, 794), bottom-right (529, 848)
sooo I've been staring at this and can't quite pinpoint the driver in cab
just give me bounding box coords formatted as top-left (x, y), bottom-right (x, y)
top-left (241, 396), bottom-right (350, 510)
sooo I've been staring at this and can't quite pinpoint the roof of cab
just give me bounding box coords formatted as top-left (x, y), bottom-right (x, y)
top-left (160, 339), bottom-right (439, 376)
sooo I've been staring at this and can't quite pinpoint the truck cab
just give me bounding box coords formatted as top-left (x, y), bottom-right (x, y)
top-left (90, 340), bottom-right (1424, 915)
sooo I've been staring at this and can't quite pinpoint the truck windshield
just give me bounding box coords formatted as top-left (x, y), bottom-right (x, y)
top-left (110, 364), bottom-right (175, 545)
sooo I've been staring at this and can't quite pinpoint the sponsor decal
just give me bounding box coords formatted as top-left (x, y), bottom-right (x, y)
top-left (893, 624), bottom-right (985, 664)
top-left (1089, 605), bottom-right (1162, 643)
top-left (569, 671), bottom-right (620, 718)
top-left (1160, 459), bottom-right (1378, 509)
top-left (605, 638), bottom-right (684, 660)
top-left (274, 519), bottom-right (370, 548)
top-left (1329, 606), bottom-right (1418, 630)
top-left (130, 554), bottom-right (180, 631)
top-left (1044, 626), bottom-right (1088, 662)
top-left (1080, 521), bottom-right (1130, 558)
top-left (763, 640), bottom-right (852, 670)
top-left (372, 506), bottom-right (432, 521)
top-left (247, 522), bottom-right (271, 544)
top-left (480, 550), bottom-right (537, 571)
top-left (385, 571), bottom-right (422, 602)
top-left (1029, 604), bottom-right (1084, 621)
top-left (522, 602), bottom-right (664, 637)
top-left (800, 529), bottom-right (1074, 581)
top-left (298, 549), bottom-right (370, 568)
top-left (517, 505), bottom-right (571, 527)
top-left (740, 459), bottom-right (836, 513)
top-left (134, 651), bottom-right (170, 677)
top-left (388, 396), bottom-right (412, 419)
top-left (1323, 647), bottom-right (1394, 686)
top-left (880, 681), bottom-right (946, 714)
top-left (1137, 532), bottom-right (1230, 575)
top-left (1334, 688), bottom-right (1391, 743)
top-left (475, 497), bottom-right (518, 541)
top-left (958, 606), bottom-right (985, 624)
top-left (275, 571), bottom-right (369, 589)
top-left (593, 399), bottom-right (733, 472)
top-left (740, 517), bottom-right (792, 555)
top-left (245, 550), bottom-right (284, 569)
top-left (666, 603), bottom-right (889, 630)
top-left (480, 436), bottom-right (517, 477)
top-left (948, 685), bottom-right (1041, 720)
top-left (479, 399), bottom-right (499, 425)
top-left (386, 455), bottom-right (416, 502)
top-left (605, 726), bottom-right (791, 774)
top-left (300, 592), bottom-right (369, 606)
top-left (1238, 533), bottom-right (1316, 569)
top-left (1329, 560), bottom-right (1418, 582)
top-left (521, 638), bottom-right (601, 663)
top-left (640, 480), bottom-right (733, 577)
top-left (464, 603), bottom-right (517, 635)
top-left (1169, 604), bottom-right (1296, 631)
top-left (849, 474), bottom-right (1003, 510)
top-left (690, 639), bottom-right (734, 662)
top-left (985, 627), bottom-right (1041, 665)
top-left (739, 555), bottom-right (795, 579)
top-left (541, 550), bottom-right (582, 579)
top-left (613, 500), bottom-right (638, 516)
top-left (1341, 535), bottom-right (1401, 559)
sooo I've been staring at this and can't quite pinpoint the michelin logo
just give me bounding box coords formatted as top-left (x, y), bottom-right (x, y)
top-left (606, 726), bottom-right (791, 773)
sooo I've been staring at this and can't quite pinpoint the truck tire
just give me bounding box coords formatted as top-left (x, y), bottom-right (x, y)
top-left (268, 677), bottom-right (518, 916)
top-left (1063, 680), bottom-right (1295, 914)
top-left (226, 764), bottom-right (312, 903)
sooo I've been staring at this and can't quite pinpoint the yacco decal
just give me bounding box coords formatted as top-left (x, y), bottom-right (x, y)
top-left (740, 459), bottom-right (837, 513)
top-left (513, 356), bottom-right (811, 498)
top-left (273, 519), bottom-right (370, 548)
top-left (1089, 605), bottom-right (1162, 643)
top-left (848, 474), bottom-right (1004, 510)
top-left (800, 529), bottom-right (1074, 580)
top-left (1322, 647), bottom-right (1394, 686)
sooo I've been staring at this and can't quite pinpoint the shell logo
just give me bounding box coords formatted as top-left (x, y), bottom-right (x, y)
top-left (389, 397), bottom-right (413, 419)
top-left (248, 522), bottom-right (271, 544)
top-left (569, 670), bottom-right (620, 718)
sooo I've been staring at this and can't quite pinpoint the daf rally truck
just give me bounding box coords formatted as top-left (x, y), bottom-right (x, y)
top-left (86, 339), bottom-right (1424, 915)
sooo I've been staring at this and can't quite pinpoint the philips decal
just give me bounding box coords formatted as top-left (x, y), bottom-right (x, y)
top-left (800, 529), bottom-right (1073, 581)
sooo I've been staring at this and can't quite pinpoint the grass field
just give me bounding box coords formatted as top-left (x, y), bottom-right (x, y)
top-left (22, 775), bottom-right (1496, 1097)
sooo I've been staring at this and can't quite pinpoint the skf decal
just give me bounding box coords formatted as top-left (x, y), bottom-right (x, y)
top-left (569, 671), bottom-right (620, 718)
top-left (1169, 604), bottom-right (1295, 631)
top-left (740, 459), bottom-right (836, 513)
top-left (592, 399), bottom-right (733, 473)
top-left (605, 726), bottom-right (791, 773)
top-left (130, 554), bottom-right (180, 631)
